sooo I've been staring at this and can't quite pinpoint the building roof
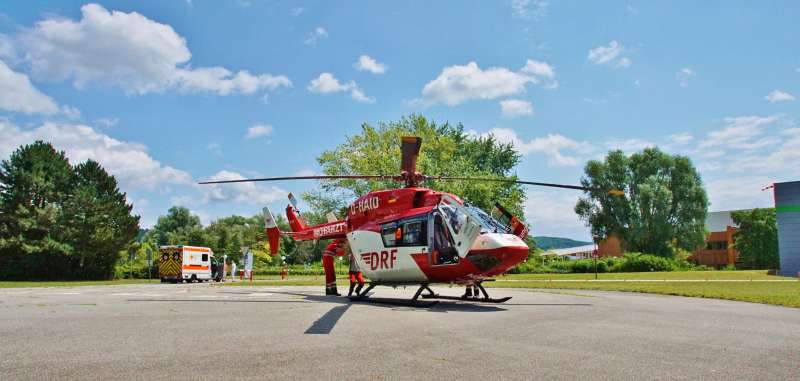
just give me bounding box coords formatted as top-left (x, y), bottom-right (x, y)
top-left (705, 210), bottom-right (752, 232)
top-left (547, 244), bottom-right (596, 256)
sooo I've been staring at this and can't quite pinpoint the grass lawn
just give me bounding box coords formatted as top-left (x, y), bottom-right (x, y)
top-left (503, 270), bottom-right (789, 281)
top-left (489, 280), bottom-right (800, 308)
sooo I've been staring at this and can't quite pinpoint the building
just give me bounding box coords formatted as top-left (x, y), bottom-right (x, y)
top-left (546, 245), bottom-right (596, 260)
top-left (774, 181), bottom-right (800, 277)
top-left (690, 211), bottom-right (742, 268)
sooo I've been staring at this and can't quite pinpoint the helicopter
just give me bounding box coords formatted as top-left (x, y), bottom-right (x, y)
top-left (199, 136), bottom-right (590, 307)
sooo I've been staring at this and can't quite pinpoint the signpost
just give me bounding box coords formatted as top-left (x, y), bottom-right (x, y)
top-left (242, 247), bottom-right (253, 281)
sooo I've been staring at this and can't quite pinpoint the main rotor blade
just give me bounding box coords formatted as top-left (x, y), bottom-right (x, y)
top-left (400, 136), bottom-right (422, 174)
top-left (198, 175), bottom-right (396, 185)
top-left (427, 176), bottom-right (587, 191)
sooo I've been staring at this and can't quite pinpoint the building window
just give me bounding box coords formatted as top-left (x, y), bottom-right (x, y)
top-left (706, 241), bottom-right (728, 250)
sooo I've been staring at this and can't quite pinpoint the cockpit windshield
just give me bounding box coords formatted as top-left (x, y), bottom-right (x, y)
top-left (464, 204), bottom-right (510, 234)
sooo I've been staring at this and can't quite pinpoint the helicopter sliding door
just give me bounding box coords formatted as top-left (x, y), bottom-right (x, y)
top-left (436, 195), bottom-right (481, 258)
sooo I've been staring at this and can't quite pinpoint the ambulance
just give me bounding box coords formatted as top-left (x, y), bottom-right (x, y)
top-left (158, 245), bottom-right (217, 283)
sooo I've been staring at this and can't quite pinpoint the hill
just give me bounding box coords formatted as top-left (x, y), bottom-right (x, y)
top-left (535, 236), bottom-right (592, 250)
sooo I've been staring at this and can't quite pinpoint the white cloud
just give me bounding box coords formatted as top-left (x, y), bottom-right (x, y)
top-left (676, 68), bottom-right (694, 88)
top-left (525, 190), bottom-right (584, 231)
top-left (483, 127), bottom-right (591, 166)
top-left (95, 117), bottom-right (119, 128)
top-left (201, 170), bottom-right (287, 205)
top-left (511, 0), bottom-right (549, 19)
top-left (705, 177), bottom-right (775, 211)
top-left (668, 132), bottom-right (694, 145)
top-left (699, 115), bottom-right (780, 150)
top-left (419, 59), bottom-right (556, 106)
top-left (307, 73), bottom-right (348, 93)
top-left (293, 168), bottom-right (317, 176)
top-left (520, 59), bottom-right (557, 88)
top-left (16, 3), bottom-right (290, 96)
top-left (307, 73), bottom-right (375, 103)
top-left (0, 121), bottom-right (191, 190)
top-left (726, 128), bottom-right (800, 175)
top-left (172, 67), bottom-right (290, 95)
top-left (61, 105), bottom-right (81, 120)
top-left (587, 41), bottom-right (631, 68)
top-left (500, 99), bottom-right (533, 117)
top-left (765, 89), bottom-right (795, 103)
top-left (0, 59), bottom-right (59, 114)
top-left (605, 138), bottom-right (655, 154)
top-left (245, 124), bottom-right (273, 139)
top-left (354, 55), bottom-right (387, 74)
top-left (207, 142), bottom-right (222, 155)
top-left (303, 26), bottom-right (328, 45)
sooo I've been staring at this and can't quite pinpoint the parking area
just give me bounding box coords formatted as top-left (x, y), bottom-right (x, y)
top-left (1, 283), bottom-right (799, 380)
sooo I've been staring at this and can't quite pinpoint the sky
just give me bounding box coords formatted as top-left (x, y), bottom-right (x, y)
top-left (0, 1), bottom-right (798, 240)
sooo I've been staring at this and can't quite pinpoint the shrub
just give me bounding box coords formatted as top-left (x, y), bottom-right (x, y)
top-left (613, 253), bottom-right (675, 272)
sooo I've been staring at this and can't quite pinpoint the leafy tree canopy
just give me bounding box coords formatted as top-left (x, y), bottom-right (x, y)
top-left (307, 114), bottom-right (526, 218)
top-left (575, 147), bottom-right (708, 257)
top-left (732, 208), bottom-right (779, 269)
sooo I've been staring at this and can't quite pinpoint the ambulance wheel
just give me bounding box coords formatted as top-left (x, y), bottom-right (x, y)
top-left (190, 275), bottom-right (197, 283)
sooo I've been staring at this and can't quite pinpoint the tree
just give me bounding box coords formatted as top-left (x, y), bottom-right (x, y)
top-left (575, 148), bottom-right (708, 257)
top-left (0, 141), bottom-right (73, 279)
top-left (307, 114), bottom-right (526, 218)
top-left (731, 208), bottom-right (779, 269)
top-left (150, 206), bottom-right (205, 246)
top-left (59, 160), bottom-right (140, 279)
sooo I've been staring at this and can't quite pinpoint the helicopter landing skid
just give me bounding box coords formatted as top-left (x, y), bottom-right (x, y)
top-left (420, 283), bottom-right (513, 304)
top-left (348, 283), bottom-right (440, 308)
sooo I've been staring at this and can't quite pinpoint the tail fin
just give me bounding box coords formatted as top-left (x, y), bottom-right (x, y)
top-left (286, 205), bottom-right (308, 232)
top-left (262, 207), bottom-right (281, 256)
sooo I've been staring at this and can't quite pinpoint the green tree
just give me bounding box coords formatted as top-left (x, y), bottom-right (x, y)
top-left (150, 206), bottom-right (206, 246)
top-left (575, 148), bottom-right (708, 257)
top-left (0, 141), bottom-right (73, 279)
top-left (731, 208), bottom-right (779, 269)
top-left (307, 114), bottom-right (526, 218)
top-left (59, 160), bottom-right (140, 279)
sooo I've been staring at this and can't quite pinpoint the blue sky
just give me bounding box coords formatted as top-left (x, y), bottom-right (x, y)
top-left (0, 1), bottom-right (798, 239)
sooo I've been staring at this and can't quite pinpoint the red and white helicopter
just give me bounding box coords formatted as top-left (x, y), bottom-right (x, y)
top-left (200, 136), bottom-right (588, 307)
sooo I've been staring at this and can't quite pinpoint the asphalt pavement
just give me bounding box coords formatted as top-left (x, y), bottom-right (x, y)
top-left (1, 283), bottom-right (798, 380)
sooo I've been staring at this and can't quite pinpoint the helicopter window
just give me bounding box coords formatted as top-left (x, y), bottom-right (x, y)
top-left (402, 220), bottom-right (426, 246)
top-left (380, 217), bottom-right (427, 247)
top-left (438, 203), bottom-right (466, 235)
top-left (464, 205), bottom-right (510, 234)
top-left (381, 222), bottom-right (398, 247)
top-left (432, 213), bottom-right (458, 265)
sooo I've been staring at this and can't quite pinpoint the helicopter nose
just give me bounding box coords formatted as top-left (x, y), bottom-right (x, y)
top-left (466, 234), bottom-right (529, 276)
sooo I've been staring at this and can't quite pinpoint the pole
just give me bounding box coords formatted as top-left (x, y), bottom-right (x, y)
top-left (593, 235), bottom-right (600, 280)
top-left (146, 248), bottom-right (152, 283)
